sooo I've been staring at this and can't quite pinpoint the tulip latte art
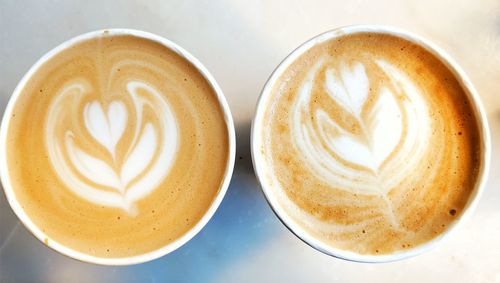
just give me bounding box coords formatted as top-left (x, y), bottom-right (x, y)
top-left (5, 34), bottom-right (229, 257)
top-left (259, 33), bottom-right (482, 255)
top-left (46, 80), bottom-right (179, 216)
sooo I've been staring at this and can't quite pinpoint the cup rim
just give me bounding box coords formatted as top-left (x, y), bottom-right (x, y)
top-left (0, 28), bottom-right (236, 265)
top-left (251, 24), bottom-right (491, 263)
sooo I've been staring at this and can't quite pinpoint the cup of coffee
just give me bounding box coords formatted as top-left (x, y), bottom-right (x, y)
top-left (252, 25), bottom-right (490, 262)
top-left (0, 29), bottom-right (235, 265)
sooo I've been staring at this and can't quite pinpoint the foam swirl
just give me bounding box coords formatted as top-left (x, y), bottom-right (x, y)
top-left (262, 33), bottom-right (482, 255)
top-left (292, 59), bottom-right (430, 197)
top-left (45, 80), bottom-right (178, 215)
top-left (6, 34), bottom-right (230, 257)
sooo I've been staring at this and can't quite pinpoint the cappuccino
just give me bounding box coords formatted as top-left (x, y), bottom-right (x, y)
top-left (256, 32), bottom-right (483, 256)
top-left (3, 32), bottom-right (230, 259)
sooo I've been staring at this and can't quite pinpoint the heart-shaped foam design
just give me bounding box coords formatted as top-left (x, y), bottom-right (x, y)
top-left (45, 80), bottom-right (179, 215)
top-left (83, 100), bottom-right (127, 158)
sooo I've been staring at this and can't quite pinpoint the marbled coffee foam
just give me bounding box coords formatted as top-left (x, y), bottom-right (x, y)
top-left (261, 33), bottom-right (482, 255)
top-left (6, 34), bottom-right (229, 257)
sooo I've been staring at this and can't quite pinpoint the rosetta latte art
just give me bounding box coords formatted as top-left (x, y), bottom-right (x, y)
top-left (291, 58), bottom-right (430, 225)
top-left (45, 80), bottom-right (178, 216)
top-left (262, 33), bottom-right (482, 255)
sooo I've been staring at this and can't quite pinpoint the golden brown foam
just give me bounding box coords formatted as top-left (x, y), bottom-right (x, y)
top-left (6, 34), bottom-right (229, 257)
top-left (262, 33), bottom-right (482, 255)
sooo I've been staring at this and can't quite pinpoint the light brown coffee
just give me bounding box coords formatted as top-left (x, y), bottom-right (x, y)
top-left (259, 33), bottom-right (482, 255)
top-left (5, 33), bottom-right (229, 258)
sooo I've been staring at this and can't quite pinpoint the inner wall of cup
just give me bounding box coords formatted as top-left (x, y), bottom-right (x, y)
top-left (252, 25), bottom-right (490, 262)
top-left (0, 29), bottom-right (235, 265)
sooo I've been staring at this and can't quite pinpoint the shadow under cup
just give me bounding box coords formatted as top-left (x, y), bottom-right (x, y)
top-left (0, 29), bottom-right (236, 265)
top-left (251, 25), bottom-right (491, 263)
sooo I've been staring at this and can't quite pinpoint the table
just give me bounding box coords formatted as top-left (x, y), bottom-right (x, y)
top-left (1, 0), bottom-right (499, 282)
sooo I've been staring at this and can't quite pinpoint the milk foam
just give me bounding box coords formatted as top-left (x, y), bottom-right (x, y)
top-left (291, 58), bottom-right (430, 197)
top-left (262, 33), bottom-right (483, 255)
top-left (6, 34), bottom-right (231, 258)
top-left (45, 80), bottom-right (178, 215)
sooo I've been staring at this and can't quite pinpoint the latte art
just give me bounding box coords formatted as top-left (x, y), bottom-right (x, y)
top-left (45, 80), bottom-right (178, 215)
top-left (5, 33), bottom-right (230, 258)
top-left (259, 33), bottom-right (482, 255)
top-left (293, 59), bottom-right (430, 198)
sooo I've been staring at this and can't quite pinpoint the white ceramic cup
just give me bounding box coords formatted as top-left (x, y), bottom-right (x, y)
top-left (0, 29), bottom-right (236, 265)
top-left (251, 25), bottom-right (491, 263)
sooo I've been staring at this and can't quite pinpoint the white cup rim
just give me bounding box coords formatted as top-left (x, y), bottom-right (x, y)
top-left (251, 24), bottom-right (491, 263)
top-left (0, 28), bottom-right (236, 265)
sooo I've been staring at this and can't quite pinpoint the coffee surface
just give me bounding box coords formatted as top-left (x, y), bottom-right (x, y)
top-left (6, 33), bottom-right (229, 258)
top-left (260, 33), bottom-right (482, 255)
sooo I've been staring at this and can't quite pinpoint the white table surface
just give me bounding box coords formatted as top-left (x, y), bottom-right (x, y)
top-left (1, 1), bottom-right (499, 282)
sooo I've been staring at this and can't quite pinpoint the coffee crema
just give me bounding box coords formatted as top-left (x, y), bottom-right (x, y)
top-left (5, 33), bottom-right (229, 258)
top-left (259, 33), bottom-right (482, 255)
